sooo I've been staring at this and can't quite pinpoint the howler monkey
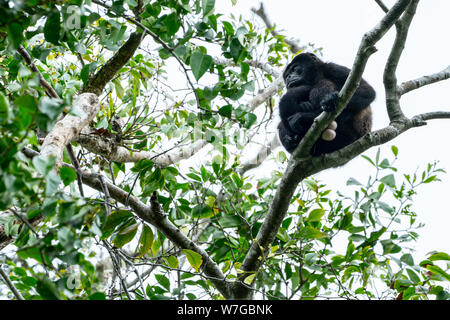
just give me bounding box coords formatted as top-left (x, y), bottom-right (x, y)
top-left (278, 53), bottom-right (376, 155)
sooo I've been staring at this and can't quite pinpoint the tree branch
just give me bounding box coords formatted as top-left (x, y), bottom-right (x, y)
top-left (82, 31), bottom-right (145, 95)
top-left (398, 65), bottom-right (450, 95)
top-left (383, 0), bottom-right (419, 121)
top-left (40, 93), bottom-right (100, 167)
top-left (0, 266), bottom-right (24, 300)
top-left (16, 45), bottom-right (59, 98)
top-left (237, 133), bottom-right (280, 175)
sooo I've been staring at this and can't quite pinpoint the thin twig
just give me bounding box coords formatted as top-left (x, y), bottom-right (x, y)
top-left (0, 265), bottom-right (25, 300)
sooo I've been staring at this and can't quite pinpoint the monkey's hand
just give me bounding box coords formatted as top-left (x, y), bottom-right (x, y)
top-left (280, 132), bottom-right (301, 152)
top-left (320, 92), bottom-right (339, 112)
top-left (287, 112), bottom-right (317, 133)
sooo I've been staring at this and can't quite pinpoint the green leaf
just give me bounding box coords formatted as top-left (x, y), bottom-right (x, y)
top-left (190, 51), bottom-right (213, 81)
top-left (380, 174), bottom-right (395, 188)
top-left (57, 226), bottom-right (75, 251)
top-left (102, 210), bottom-right (133, 232)
top-left (429, 252), bottom-right (450, 261)
top-left (244, 273), bottom-right (256, 285)
top-left (89, 292), bottom-right (106, 300)
top-left (39, 97), bottom-right (63, 120)
top-left (423, 175), bottom-right (437, 184)
top-left (381, 239), bottom-right (401, 255)
top-left (164, 13), bottom-right (181, 36)
top-left (346, 177), bottom-right (361, 186)
top-left (155, 274), bottom-right (171, 291)
top-left (0, 92), bottom-right (10, 123)
top-left (32, 155), bottom-right (56, 176)
top-left (307, 208), bottom-right (325, 222)
top-left (426, 265), bottom-right (450, 281)
top-left (36, 276), bottom-right (62, 300)
top-left (218, 105), bottom-right (232, 118)
top-left (230, 38), bottom-right (244, 62)
top-left (45, 170), bottom-right (61, 196)
top-left (201, 0), bottom-right (215, 16)
top-left (138, 225), bottom-right (154, 256)
top-left (164, 255), bottom-right (179, 269)
top-left (406, 269), bottom-right (421, 284)
top-left (44, 10), bottom-right (61, 45)
top-left (400, 253), bottom-right (414, 266)
top-left (298, 226), bottom-right (327, 240)
top-left (391, 145), bottom-right (398, 156)
top-left (183, 249), bottom-right (203, 272)
top-left (7, 22), bottom-right (24, 49)
top-left (112, 221), bottom-right (138, 248)
top-left (60, 167), bottom-right (77, 186)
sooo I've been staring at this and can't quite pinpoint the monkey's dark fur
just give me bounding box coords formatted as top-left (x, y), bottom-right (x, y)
top-left (278, 53), bottom-right (376, 155)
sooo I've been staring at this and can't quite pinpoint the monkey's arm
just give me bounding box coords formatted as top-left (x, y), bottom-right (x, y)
top-left (310, 79), bottom-right (339, 112)
top-left (323, 62), bottom-right (376, 113)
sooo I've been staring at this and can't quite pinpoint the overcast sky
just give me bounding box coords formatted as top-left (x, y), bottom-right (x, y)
top-left (216, 0), bottom-right (450, 259)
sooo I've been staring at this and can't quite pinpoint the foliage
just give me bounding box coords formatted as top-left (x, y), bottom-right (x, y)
top-left (0, 0), bottom-right (449, 300)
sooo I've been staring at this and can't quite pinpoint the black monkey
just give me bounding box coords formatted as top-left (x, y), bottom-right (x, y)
top-left (278, 52), bottom-right (376, 155)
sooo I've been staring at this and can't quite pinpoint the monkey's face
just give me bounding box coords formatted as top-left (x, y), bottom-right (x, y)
top-left (283, 53), bottom-right (320, 89)
top-left (284, 63), bottom-right (307, 88)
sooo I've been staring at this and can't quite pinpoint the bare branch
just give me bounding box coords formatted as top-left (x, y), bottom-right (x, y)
top-left (237, 133), bottom-right (280, 175)
top-left (16, 46), bottom-right (59, 98)
top-left (76, 130), bottom-right (207, 166)
top-left (412, 111), bottom-right (450, 122)
top-left (383, 0), bottom-right (420, 121)
top-left (399, 65), bottom-right (450, 95)
top-left (0, 266), bottom-right (24, 300)
top-left (374, 0), bottom-right (390, 13)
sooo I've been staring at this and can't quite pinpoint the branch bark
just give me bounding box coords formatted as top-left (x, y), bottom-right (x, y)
top-left (40, 93), bottom-right (100, 167)
top-left (237, 133), bottom-right (280, 175)
top-left (82, 31), bottom-right (145, 95)
top-left (383, 0), bottom-right (420, 121)
top-left (398, 65), bottom-right (450, 95)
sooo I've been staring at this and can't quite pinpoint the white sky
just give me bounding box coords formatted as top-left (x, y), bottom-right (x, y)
top-left (216, 0), bottom-right (450, 260)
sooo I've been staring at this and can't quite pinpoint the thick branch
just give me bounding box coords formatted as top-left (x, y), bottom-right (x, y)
top-left (250, 76), bottom-right (284, 110)
top-left (0, 266), bottom-right (25, 300)
top-left (82, 31), bottom-right (144, 95)
top-left (76, 131), bottom-right (207, 166)
top-left (40, 93), bottom-right (100, 167)
top-left (383, 0), bottom-right (419, 121)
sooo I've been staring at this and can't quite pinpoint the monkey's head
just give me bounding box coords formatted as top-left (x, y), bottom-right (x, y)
top-left (283, 53), bottom-right (323, 89)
